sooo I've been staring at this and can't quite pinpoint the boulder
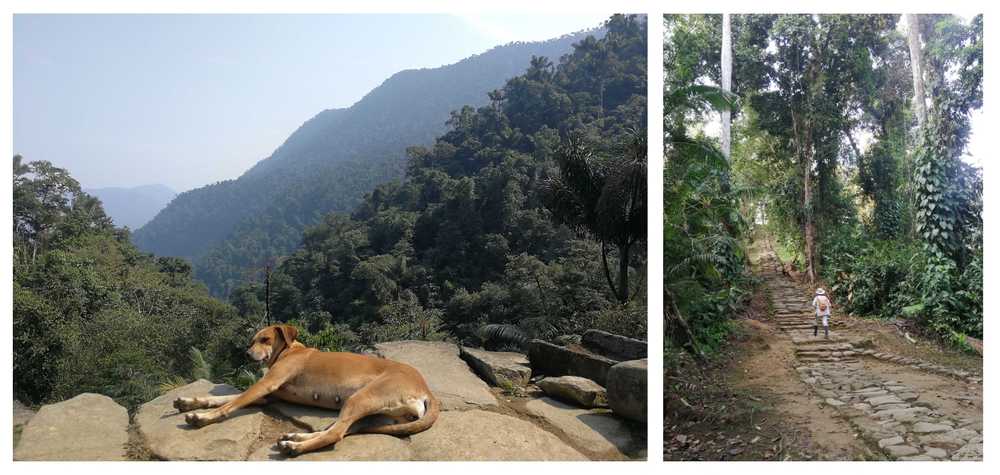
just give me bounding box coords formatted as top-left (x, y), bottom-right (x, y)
top-left (528, 339), bottom-right (618, 385)
top-left (408, 410), bottom-right (586, 461)
top-left (537, 376), bottom-right (608, 408)
top-left (14, 393), bottom-right (128, 461)
top-left (582, 329), bottom-right (647, 360)
top-left (248, 434), bottom-right (412, 461)
top-left (523, 397), bottom-right (632, 458)
top-left (375, 341), bottom-right (498, 410)
top-left (135, 379), bottom-right (266, 460)
top-left (606, 359), bottom-right (647, 423)
top-left (459, 346), bottom-right (531, 387)
top-left (13, 400), bottom-right (35, 427)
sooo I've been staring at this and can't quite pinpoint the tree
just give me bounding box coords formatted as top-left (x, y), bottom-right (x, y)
top-left (721, 14), bottom-right (733, 161)
top-left (543, 128), bottom-right (647, 303)
top-left (905, 14), bottom-right (928, 129)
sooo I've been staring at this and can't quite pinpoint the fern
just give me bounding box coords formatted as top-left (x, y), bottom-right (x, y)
top-left (189, 347), bottom-right (212, 381)
top-left (479, 323), bottom-right (528, 347)
top-left (159, 375), bottom-right (188, 395)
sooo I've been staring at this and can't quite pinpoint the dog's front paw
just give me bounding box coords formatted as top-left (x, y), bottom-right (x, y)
top-left (277, 440), bottom-right (302, 457)
top-left (184, 411), bottom-right (211, 427)
top-left (173, 397), bottom-right (198, 412)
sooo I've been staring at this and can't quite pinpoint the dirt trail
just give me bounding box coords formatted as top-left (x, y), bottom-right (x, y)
top-left (755, 251), bottom-right (983, 461)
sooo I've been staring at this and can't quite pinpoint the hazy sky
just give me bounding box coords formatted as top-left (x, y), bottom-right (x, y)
top-left (14, 14), bottom-right (608, 192)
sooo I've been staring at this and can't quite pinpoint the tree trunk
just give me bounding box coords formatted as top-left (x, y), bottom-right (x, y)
top-left (906, 14), bottom-right (927, 129)
top-left (802, 148), bottom-right (816, 284)
top-left (600, 240), bottom-right (620, 300)
top-left (721, 13), bottom-right (733, 161)
top-left (617, 242), bottom-right (630, 304)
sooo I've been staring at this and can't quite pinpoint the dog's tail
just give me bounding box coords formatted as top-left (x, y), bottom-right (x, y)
top-left (359, 394), bottom-right (441, 436)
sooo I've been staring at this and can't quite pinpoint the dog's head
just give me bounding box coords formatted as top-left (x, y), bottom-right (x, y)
top-left (247, 324), bottom-right (299, 364)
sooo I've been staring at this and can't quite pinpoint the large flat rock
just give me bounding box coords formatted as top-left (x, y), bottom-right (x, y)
top-left (523, 397), bottom-right (632, 458)
top-left (606, 359), bottom-right (647, 422)
top-left (375, 340), bottom-right (498, 410)
top-left (528, 339), bottom-right (618, 385)
top-left (14, 393), bottom-right (128, 461)
top-left (582, 329), bottom-right (647, 360)
top-left (135, 379), bottom-right (266, 460)
top-left (408, 410), bottom-right (587, 460)
top-left (460, 346), bottom-right (531, 387)
top-left (269, 401), bottom-right (337, 432)
top-left (538, 375), bottom-right (608, 408)
top-left (248, 434), bottom-right (412, 461)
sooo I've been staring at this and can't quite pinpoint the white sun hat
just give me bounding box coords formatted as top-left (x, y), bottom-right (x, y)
top-left (815, 288), bottom-right (826, 295)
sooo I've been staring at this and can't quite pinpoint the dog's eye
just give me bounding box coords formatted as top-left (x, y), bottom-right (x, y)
top-left (260, 337), bottom-right (270, 343)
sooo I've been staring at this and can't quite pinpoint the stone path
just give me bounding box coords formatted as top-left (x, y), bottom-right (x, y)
top-left (759, 253), bottom-right (983, 461)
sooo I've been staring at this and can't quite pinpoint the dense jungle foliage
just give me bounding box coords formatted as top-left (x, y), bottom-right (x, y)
top-left (664, 14), bottom-right (983, 356)
top-left (133, 29), bottom-right (599, 298)
top-left (13, 155), bottom-right (256, 409)
top-left (229, 14), bottom-right (648, 349)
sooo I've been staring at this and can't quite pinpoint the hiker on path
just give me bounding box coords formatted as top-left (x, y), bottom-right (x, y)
top-left (812, 288), bottom-right (832, 338)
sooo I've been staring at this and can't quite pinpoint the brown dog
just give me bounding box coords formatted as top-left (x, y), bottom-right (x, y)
top-left (173, 324), bottom-right (440, 456)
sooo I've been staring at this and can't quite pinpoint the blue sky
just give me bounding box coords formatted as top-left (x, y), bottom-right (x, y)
top-left (14, 14), bottom-right (608, 192)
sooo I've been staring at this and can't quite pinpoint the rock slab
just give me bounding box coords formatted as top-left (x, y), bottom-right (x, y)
top-left (14, 393), bottom-right (128, 461)
top-left (135, 379), bottom-right (266, 460)
top-left (528, 339), bottom-right (618, 385)
top-left (408, 409), bottom-right (587, 461)
top-left (460, 346), bottom-right (531, 387)
top-left (248, 434), bottom-right (412, 461)
top-left (375, 341), bottom-right (498, 410)
top-left (538, 375), bottom-right (608, 408)
top-left (582, 329), bottom-right (647, 360)
top-left (606, 359), bottom-right (648, 422)
top-left (524, 397), bottom-right (632, 458)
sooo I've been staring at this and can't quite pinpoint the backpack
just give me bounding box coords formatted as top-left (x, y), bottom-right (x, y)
top-left (818, 297), bottom-right (829, 313)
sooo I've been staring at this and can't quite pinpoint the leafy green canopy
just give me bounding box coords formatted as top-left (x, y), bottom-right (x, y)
top-left (230, 15), bottom-right (648, 347)
top-left (721, 14), bottom-right (983, 343)
top-left (664, 15), bottom-right (753, 357)
top-left (13, 156), bottom-right (255, 409)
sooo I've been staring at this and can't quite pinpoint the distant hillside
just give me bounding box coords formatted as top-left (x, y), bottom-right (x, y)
top-left (84, 184), bottom-right (176, 230)
top-left (133, 27), bottom-right (603, 296)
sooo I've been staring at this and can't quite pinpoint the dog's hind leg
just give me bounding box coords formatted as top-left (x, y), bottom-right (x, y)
top-left (277, 377), bottom-right (398, 456)
top-left (174, 394), bottom-right (267, 412)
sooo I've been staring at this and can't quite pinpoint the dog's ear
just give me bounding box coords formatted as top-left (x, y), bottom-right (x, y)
top-left (275, 325), bottom-right (298, 347)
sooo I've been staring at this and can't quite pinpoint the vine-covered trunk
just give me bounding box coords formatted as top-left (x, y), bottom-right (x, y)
top-left (803, 161), bottom-right (816, 284)
top-left (905, 14), bottom-right (927, 129)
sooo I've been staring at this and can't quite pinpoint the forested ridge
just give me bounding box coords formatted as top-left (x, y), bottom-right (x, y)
top-left (664, 14), bottom-right (983, 356)
top-left (229, 14), bottom-right (647, 348)
top-left (14, 15), bottom-right (646, 411)
top-left (134, 28), bottom-right (601, 297)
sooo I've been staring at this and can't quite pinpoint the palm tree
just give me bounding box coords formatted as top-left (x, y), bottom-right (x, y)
top-left (542, 128), bottom-right (646, 303)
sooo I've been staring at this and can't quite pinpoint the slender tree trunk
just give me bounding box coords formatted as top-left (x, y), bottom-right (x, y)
top-left (803, 155), bottom-right (816, 284)
top-left (905, 14), bottom-right (927, 129)
top-left (721, 13), bottom-right (733, 161)
top-left (617, 242), bottom-right (630, 304)
top-left (600, 240), bottom-right (620, 300)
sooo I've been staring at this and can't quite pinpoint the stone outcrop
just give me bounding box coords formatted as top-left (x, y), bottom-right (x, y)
top-left (14, 393), bottom-right (128, 461)
top-left (528, 339), bottom-right (618, 385)
top-left (582, 329), bottom-right (647, 361)
top-left (537, 375), bottom-right (608, 408)
top-left (135, 379), bottom-right (267, 460)
top-left (606, 359), bottom-right (648, 422)
top-left (407, 409), bottom-right (587, 461)
top-left (523, 398), bottom-right (633, 458)
top-left (16, 336), bottom-right (646, 461)
top-left (460, 346), bottom-right (531, 387)
top-left (249, 434), bottom-right (412, 461)
top-left (375, 340), bottom-right (498, 410)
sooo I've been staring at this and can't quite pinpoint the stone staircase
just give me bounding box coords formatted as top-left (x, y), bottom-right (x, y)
top-left (757, 253), bottom-right (982, 461)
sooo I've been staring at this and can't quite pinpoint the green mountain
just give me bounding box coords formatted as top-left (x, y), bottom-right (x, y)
top-left (230, 15), bottom-right (648, 346)
top-left (84, 184), bottom-right (176, 230)
top-left (133, 29), bottom-right (601, 296)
